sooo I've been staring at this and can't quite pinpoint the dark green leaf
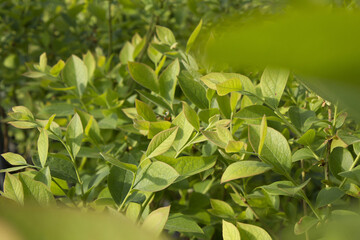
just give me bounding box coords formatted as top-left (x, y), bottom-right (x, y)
top-left (316, 187), bottom-right (344, 208)
top-left (178, 74), bottom-right (208, 109)
top-left (108, 166), bottom-right (134, 206)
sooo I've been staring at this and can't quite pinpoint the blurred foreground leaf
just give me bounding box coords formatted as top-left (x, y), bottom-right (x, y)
top-left (0, 199), bottom-right (164, 240)
top-left (205, 6), bottom-right (360, 119)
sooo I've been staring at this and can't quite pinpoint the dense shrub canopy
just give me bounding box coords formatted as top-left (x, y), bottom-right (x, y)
top-left (2, 1), bottom-right (360, 240)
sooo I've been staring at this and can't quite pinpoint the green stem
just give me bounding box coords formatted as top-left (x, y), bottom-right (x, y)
top-left (174, 132), bottom-right (200, 158)
top-left (339, 152), bottom-right (360, 188)
top-left (299, 190), bottom-right (322, 221)
top-left (274, 108), bottom-right (302, 137)
top-left (137, 14), bottom-right (157, 62)
top-left (107, 0), bottom-right (113, 57)
top-left (228, 183), bottom-right (259, 219)
top-left (118, 173), bottom-right (137, 212)
top-left (47, 129), bottom-right (84, 196)
top-left (239, 90), bottom-right (302, 137)
top-left (137, 192), bottom-right (155, 221)
top-left (52, 177), bottom-right (78, 208)
top-left (287, 174), bottom-right (322, 221)
top-left (227, 183), bottom-right (280, 240)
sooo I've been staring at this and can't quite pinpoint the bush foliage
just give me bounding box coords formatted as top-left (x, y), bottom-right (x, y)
top-left (2, 1), bottom-right (360, 240)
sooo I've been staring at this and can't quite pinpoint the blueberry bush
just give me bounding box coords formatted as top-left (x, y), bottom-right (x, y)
top-left (2, 1), bottom-right (360, 240)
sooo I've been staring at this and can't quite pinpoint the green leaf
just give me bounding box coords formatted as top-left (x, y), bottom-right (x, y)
top-left (135, 99), bottom-right (157, 121)
top-left (172, 111), bottom-right (194, 152)
top-left (8, 121), bottom-right (37, 129)
top-left (178, 74), bottom-right (209, 109)
top-left (199, 109), bottom-right (220, 123)
top-left (202, 130), bottom-right (227, 149)
top-left (3, 173), bottom-right (24, 205)
top-left (221, 161), bottom-right (272, 183)
top-left (108, 166), bottom-right (134, 206)
top-left (217, 95), bottom-right (231, 119)
top-left (126, 202), bottom-right (142, 223)
top-left (83, 51), bottom-right (95, 80)
top-left (186, 19), bottom-right (202, 53)
top-left (292, 148), bottom-right (316, 162)
top-left (225, 141), bottom-right (245, 153)
top-left (148, 44), bottom-right (162, 65)
top-left (223, 220), bottom-right (241, 240)
top-left (50, 60), bottom-right (65, 76)
top-left (11, 106), bottom-right (34, 121)
top-left (62, 55), bottom-right (89, 97)
top-left (136, 90), bottom-right (173, 114)
top-left (19, 173), bottom-right (55, 206)
top-left (119, 41), bottom-right (134, 64)
top-left (1, 153), bottom-right (27, 166)
top-left (34, 167), bottom-right (51, 188)
top-left (230, 92), bottom-right (241, 113)
top-left (0, 166), bottom-right (28, 173)
top-left (248, 125), bottom-right (292, 176)
top-left (45, 154), bottom-right (78, 183)
top-left (209, 199), bottom-right (235, 218)
top-left (148, 121), bottom-right (172, 139)
top-left (258, 115), bottom-right (267, 155)
top-left (39, 103), bottom-right (75, 117)
top-left (237, 222), bottom-right (272, 240)
top-left (260, 179), bottom-right (311, 197)
top-left (165, 213), bottom-right (204, 234)
top-left (128, 62), bottom-right (158, 92)
top-left (145, 127), bottom-right (178, 159)
top-left (329, 147), bottom-right (353, 180)
top-left (260, 66), bottom-right (289, 108)
top-left (288, 107), bottom-right (316, 133)
top-left (100, 153), bottom-right (137, 173)
top-left (159, 59), bottom-right (180, 103)
top-left (134, 161), bottom-right (179, 192)
top-left (75, 109), bottom-right (103, 144)
top-left (37, 129), bottom-right (49, 168)
top-left (142, 206), bottom-right (170, 237)
top-left (66, 113), bottom-right (83, 159)
top-left (294, 216), bottom-right (319, 235)
top-left (316, 187), bottom-right (344, 208)
top-left (297, 129), bottom-right (316, 146)
top-left (200, 73), bottom-right (255, 95)
top-left (234, 105), bottom-right (278, 120)
top-left (156, 26), bottom-right (176, 45)
top-left (339, 166), bottom-right (360, 185)
top-left (39, 52), bottom-right (47, 72)
top-left (216, 124), bottom-right (233, 144)
top-left (183, 102), bottom-right (200, 131)
top-left (44, 114), bottom-right (56, 131)
top-left (173, 156), bottom-right (217, 178)
top-left (216, 78), bottom-right (242, 96)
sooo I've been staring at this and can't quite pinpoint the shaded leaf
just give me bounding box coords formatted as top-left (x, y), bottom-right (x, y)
top-left (134, 161), bottom-right (179, 192)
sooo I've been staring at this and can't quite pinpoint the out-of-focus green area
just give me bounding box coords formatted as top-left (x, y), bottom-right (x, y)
top-left (204, 1), bottom-right (360, 119)
top-left (0, 199), bottom-right (164, 240)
